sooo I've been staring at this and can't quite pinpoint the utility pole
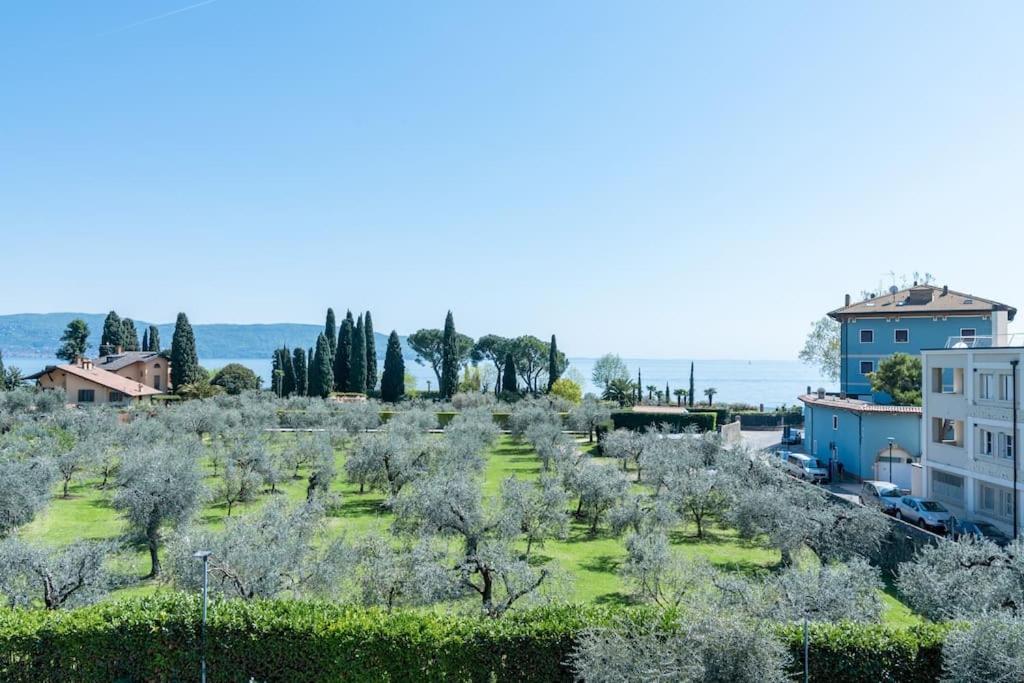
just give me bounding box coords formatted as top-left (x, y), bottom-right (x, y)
top-left (1012, 359), bottom-right (1019, 539)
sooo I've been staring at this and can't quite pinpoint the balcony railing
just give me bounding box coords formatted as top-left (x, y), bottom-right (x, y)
top-left (945, 334), bottom-right (1024, 349)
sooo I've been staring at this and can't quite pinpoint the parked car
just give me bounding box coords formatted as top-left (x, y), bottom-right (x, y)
top-left (781, 427), bottom-right (803, 445)
top-left (894, 496), bottom-right (952, 533)
top-left (784, 453), bottom-right (829, 483)
top-left (949, 517), bottom-right (1011, 546)
top-left (858, 481), bottom-right (909, 514)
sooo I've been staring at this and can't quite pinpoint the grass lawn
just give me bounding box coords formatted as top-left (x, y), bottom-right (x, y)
top-left (20, 434), bottom-right (921, 625)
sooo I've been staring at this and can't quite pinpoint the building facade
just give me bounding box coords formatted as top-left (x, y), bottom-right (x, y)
top-left (94, 351), bottom-right (171, 391)
top-left (829, 285), bottom-right (1014, 402)
top-left (26, 359), bottom-right (164, 405)
top-left (800, 393), bottom-right (921, 488)
top-left (920, 344), bottom-right (1022, 536)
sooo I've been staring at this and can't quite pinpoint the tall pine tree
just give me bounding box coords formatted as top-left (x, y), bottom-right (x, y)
top-left (324, 308), bottom-right (337, 359)
top-left (380, 330), bottom-right (405, 403)
top-left (502, 352), bottom-right (518, 393)
top-left (147, 325), bottom-right (161, 352)
top-left (170, 312), bottom-right (202, 391)
top-left (99, 311), bottom-right (124, 356)
top-left (141, 328), bottom-right (149, 354)
top-left (688, 362), bottom-right (695, 407)
top-left (334, 312), bottom-right (354, 391)
top-left (310, 334), bottom-right (333, 398)
top-left (282, 346), bottom-right (296, 397)
top-left (440, 311), bottom-right (459, 399)
top-left (121, 318), bottom-right (140, 351)
top-left (364, 310), bottom-right (378, 392)
top-left (350, 314), bottom-right (367, 393)
top-left (292, 347), bottom-right (308, 396)
top-left (547, 334), bottom-right (562, 392)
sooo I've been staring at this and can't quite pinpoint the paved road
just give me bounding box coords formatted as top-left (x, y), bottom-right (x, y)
top-left (740, 428), bottom-right (862, 503)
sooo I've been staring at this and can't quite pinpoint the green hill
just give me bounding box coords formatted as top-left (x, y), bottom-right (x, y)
top-left (0, 313), bottom-right (413, 360)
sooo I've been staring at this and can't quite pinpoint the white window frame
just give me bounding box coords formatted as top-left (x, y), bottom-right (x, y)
top-left (1001, 374), bottom-right (1014, 401)
top-left (979, 428), bottom-right (994, 456)
top-left (979, 373), bottom-right (995, 400)
top-left (894, 329), bottom-right (910, 343)
top-left (860, 360), bottom-right (874, 375)
top-left (859, 329), bottom-right (874, 343)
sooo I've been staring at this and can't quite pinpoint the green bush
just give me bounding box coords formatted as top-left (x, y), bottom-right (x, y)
top-left (609, 411), bottom-right (717, 433)
top-left (736, 409), bottom-right (804, 428)
top-left (0, 596), bottom-right (953, 683)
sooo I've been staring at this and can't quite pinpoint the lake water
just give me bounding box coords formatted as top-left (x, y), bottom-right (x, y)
top-left (3, 356), bottom-right (834, 409)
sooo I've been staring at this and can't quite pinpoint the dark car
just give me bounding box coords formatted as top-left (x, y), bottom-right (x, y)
top-left (950, 518), bottom-right (1011, 546)
top-left (781, 427), bottom-right (803, 445)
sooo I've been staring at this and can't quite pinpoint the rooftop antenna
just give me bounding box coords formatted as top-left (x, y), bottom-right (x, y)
top-left (889, 285), bottom-right (898, 303)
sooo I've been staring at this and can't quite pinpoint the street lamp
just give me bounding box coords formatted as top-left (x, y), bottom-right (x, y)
top-left (887, 437), bottom-right (895, 484)
top-left (193, 550), bottom-right (212, 683)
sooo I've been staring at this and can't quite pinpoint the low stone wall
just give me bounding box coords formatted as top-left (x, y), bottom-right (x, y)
top-left (720, 419), bottom-right (742, 445)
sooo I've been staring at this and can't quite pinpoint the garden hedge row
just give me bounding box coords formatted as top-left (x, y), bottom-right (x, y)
top-left (0, 596), bottom-right (952, 682)
top-left (377, 411), bottom-right (570, 429)
top-left (609, 410), bottom-right (717, 433)
top-left (736, 409), bottom-right (804, 428)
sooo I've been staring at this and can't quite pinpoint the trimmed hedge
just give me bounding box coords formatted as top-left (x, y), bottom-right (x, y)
top-left (609, 410), bottom-right (717, 433)
top-left (737, 409), bottom-right (804, 428)
top-left (377, 411), bottom-right (569, 430)
top-left (0, 596), bottom-right (952, 682)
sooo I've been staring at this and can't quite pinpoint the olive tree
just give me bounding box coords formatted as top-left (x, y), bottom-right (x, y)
top-left (620, 531), bottom-right (717, 609)
top-left (572, 461), bottom-right (629, 534)
top-left (601, 429), bottom-right (647, 479)
top-left (113, 440), bottom-right (204, 577)
top-left (167, 499), bottom-right (347, 600)
top-left (498, 476), bottom-right (569, 558)
top-left (569, 397), bottom-right (611, 443)
top-left (345, 431), bottom-right (429, 501)
top-left (0, 538), bottom-right (116, 609)
top-left (346, 535), bottom-right (456, 611)
top-left (941, 614), bottom-right (1024, 683)
top-left (0, 454), bottom-right (54, 537)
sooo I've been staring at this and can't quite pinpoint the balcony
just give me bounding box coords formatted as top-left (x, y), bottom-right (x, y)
top-left (945, 334), bottom-right (1024, 349)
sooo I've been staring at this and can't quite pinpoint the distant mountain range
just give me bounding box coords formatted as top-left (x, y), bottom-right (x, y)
top-left (0, 313), bottom-right (415, 360)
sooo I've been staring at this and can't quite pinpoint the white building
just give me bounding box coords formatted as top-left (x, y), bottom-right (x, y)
top-left (920, 337), bottom-right (1022, 536)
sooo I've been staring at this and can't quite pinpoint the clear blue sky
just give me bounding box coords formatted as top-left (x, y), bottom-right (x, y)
top-left (2, 1), bottom-right (1021, 359)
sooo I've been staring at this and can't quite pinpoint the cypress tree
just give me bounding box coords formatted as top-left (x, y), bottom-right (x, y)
top-left (147, 325), bottom-right (161, 352)
top-left (350, 314), bottom-right (367, 393)
top-left (440, 311), bottom-right (459, 399)
top-left (334, 312), bottom-right (354, 392)
top-left (0, 351), bottom-right (5, 391)
top-left (293, 347), bottom-right (308, 396)
top-left (311, 333), bottom-right (333, 398)
top-left (547, 334), bottom-right (561, 392)
top-left (141, 329), bottom-right (149, 354)
top-left (99, 311), bottom-right (124, 356)
top-left (170, 312), bottom-right (202, 391)
top-left (502, 352), bottom-right (518, 393)
top-left (307, 346), bottom-right (315, 395)
top-left (637, 369), bottom-right (642, 403)
top-left (381, 330), bottom-right (405, 403)
top-left (364, 310), bottom-right (378, 392)
top-left (271, 348), bottom-right (284, 396)
top-left (688, 362), bottom-right (695, 407)
top-left (324, 308), bottom-right (337, 359)
top-left (282, 346), bottom-right (296, 397)
top-left (665, 382), bottom-right (670, 406)
top-left (121, 318), bottom-right (140, 351)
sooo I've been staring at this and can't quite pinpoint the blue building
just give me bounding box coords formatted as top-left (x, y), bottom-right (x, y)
top-left (829, 284), bottom-right (1014, 402)
top-left (800, 392), bottom-right (921, 487)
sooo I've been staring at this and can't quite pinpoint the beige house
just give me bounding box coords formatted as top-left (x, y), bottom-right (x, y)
top-left (94, 351), bottom-right (171, 392)
top-left (26, 359), bottom-right (164, 405)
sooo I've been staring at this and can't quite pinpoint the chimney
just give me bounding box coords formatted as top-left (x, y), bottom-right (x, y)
top-left (817, 388), bottom-right (826, 399)
top-left (942, 285), bottom-right (949, 296)
top-left (844, 293), bottom-right (851, 307)
top-left (806, 385), bottom-right (811, 395)
top-left (82, 359), bottom-right (93, 370)
top-left (115, 345), bottom-right (123, 355)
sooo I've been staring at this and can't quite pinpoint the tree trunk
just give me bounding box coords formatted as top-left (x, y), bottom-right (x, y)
top-left (480, 569), bottom-right (494, 614)
top-left (524, 536), bottom-right (534, 559)
top-left (146, 513), bottom-right (161, 578)
top-left (575, 497), bottom-right (583, 517)
top-left (62, 478), bottom-right (70, 498)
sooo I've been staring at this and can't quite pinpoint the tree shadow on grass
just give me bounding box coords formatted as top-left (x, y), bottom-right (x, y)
top-left (580, 554), bottom-right (622, 575)
top-left (335, 497), bottom-right (388, 518)
top-left (593, 592), bottom-right (636, 607)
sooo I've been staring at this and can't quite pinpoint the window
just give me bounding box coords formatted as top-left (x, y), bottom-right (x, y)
top-left (960, 328), bottom-right (977, 338)
top-left (979, 374), bottom-right (995, 400)
top-left (978, 483), bottom-right (1014, 521)
top-left (109, 391), bottom-right (125, 403)
top-left (1002, 374), bottom-right (1015, 401)
top-left (154, 363), bottom-right (161, 368)
top-left (860, 361), bottom-right (874, 375)
top-left (1000, 433), bottom-right (1015, 460)
top-left (932, 418), bottom-right (964, 447)
top-left (77, 389), bottom-right (95, 403)
top-left (832, 415), bottom-right (839, 430)
top-left (979, 429), bottom-right (994, 456)
top-left (932, 470), bottom-right (964, 505)
top-left (894, 329), bottom-right (909, 343)
top-left (859, 329), bottom-right (874, 343)
top-left (932, 367), bottom-right (964, 394)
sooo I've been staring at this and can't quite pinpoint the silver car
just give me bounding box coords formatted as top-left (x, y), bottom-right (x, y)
top-left (858, 481), bottom-right (909, 514)
top-left (894, 496), bottom-right (952, 533)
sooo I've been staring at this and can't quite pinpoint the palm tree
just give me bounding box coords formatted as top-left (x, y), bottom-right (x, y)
top-left (673, 388), bottom-right (686, 407)
top-left (645, 384), bottom-right (657, 401)
top-left (704, 387), bottom-right (717, 406)
top-left (603, 378), bottom-right (636, 407)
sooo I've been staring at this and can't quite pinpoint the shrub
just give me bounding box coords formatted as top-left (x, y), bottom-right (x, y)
top-left (609, 411), bottom-right (717, 433)
top-left (549, 378), bottom-right (582, 405)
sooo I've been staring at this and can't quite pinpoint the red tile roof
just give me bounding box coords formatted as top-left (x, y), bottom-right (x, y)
top-left (27, 364), bottom-right (163, 397)
top-left (829, 285), bottom-right (1015, 321)
top-left (798, 394), bottom-right (921, 415)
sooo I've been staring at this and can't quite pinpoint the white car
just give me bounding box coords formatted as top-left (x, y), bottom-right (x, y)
top-left (894, 496), bottom-right (952, 533)
top-left (858, 481), bottom-right (909, 514)
top-left (784, 453), bottom-right (829, 483)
